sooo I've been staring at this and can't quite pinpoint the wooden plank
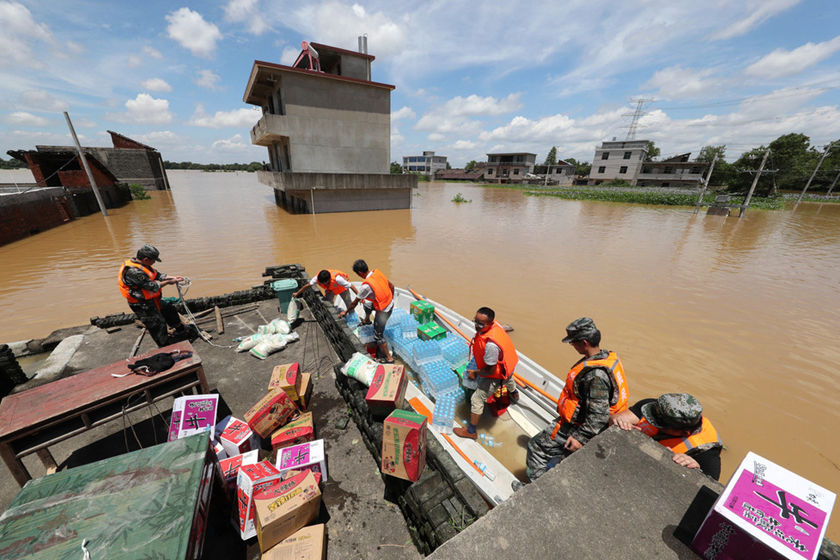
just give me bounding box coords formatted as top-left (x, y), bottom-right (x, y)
top-left (36, 448), bottom-right (58, 474)
top-left (0, 442), bottom-right (30, 486)
top-left (214, 306), bottom-right (224, 335)
top-left (129, 328), bottom-right (146, 358)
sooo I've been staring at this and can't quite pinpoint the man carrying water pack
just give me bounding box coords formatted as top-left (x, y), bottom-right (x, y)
top-left (118, 244), bottom-right (196, 347)
top-left (339, 259), bottom-right (395, 363)
top-left (525, 317), bottom-right (630, 481)
top-left (453, 306), bottom-right (521, 440)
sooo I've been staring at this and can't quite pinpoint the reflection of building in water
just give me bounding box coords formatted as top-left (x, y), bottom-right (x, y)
top-left (243, 38), bottom-right (415, 214)
top-left (588, 139), bottom-right (707, 187)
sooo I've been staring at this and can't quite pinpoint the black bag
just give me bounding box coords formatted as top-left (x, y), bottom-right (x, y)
top-left (128, 350), bottom-right (192, 376)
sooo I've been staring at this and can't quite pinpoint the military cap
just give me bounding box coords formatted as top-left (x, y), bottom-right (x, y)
top-left (641, 393), bottom-right (702, 430)
top-left (136, 244), bottom-right (161, 262)
top-left (561, 317), bottom-right (598, 343)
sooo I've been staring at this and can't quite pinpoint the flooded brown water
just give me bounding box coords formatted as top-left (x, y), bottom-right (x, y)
top-left (1, 171), bottom-right (838, 538)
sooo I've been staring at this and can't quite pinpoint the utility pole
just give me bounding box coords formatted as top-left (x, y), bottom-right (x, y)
top-left (796, 142), bottom-right (834, 203)
top-left (740, 149), bottom-right (769, 217)
top-left (64, 111), bottom-right (107, 216)
top-left (827, 169), bottom-right (840, 196)
top-left (694, 155), bottom-right (718, 215)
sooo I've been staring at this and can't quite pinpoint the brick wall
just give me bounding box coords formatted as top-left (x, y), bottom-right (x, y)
top-left (0, 189), bottom-right (73, 246)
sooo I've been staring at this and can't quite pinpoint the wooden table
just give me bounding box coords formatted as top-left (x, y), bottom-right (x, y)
top-left (0, 341), bottom-right (208, 486)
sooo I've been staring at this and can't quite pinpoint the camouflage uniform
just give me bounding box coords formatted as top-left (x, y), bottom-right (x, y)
top-left (525, 350), bottom-right (613, 481)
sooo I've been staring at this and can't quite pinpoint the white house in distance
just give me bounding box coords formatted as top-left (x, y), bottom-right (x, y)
top-left (588, 139), bottom-right (706, 187)
top-left (403, 151), bottom-right (448, 175)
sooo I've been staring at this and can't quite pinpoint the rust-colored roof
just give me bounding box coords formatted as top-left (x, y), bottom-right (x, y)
top-left (107, 130), bottom-right (156, 151)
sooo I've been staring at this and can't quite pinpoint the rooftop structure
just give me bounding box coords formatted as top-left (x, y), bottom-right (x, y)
top-left (483, 152), bottom-right (536, 183)
top-left (243, 40), bottom-right (415, 213)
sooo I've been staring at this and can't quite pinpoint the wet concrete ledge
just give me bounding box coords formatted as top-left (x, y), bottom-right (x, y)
top-left (429, 427), bottom-right (839, 559)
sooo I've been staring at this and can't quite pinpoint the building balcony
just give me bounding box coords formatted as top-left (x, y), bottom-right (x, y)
top-left (250, 113), bottom-right (287, 146)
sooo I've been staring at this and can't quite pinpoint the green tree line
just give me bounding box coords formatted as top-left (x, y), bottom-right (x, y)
top-left (163, 161), bottom-right (265, 172)
top-left (0, 157), bottom-right (28, 169)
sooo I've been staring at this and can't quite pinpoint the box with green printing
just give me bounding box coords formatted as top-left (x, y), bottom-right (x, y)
top-left (417, 321), bottom-right (446, 341)
top-left (410, 301), bottom-right (435, 324)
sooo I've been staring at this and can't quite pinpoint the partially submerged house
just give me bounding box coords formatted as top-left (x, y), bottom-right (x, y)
top-left (483, 153), bottom-right (536, 183)
top-left (637, 153), bottom-right (707, 187)
top-left (588, 140), bottom-right (706, 187)
top-left (243, 39), bottom-right (415, 213)
top-left (533, 160), bottom-right (576, 186)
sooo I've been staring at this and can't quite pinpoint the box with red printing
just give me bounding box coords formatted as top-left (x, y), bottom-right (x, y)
top-left (268, 362), bottom-right (301, 400)
top-left (245, 389), bottom-right (298, 438)
top-left (275, 439), bottom-right (327, 482)
top-left (168, 394), bottom-right (219, 441)
top-left (381, 409), bottom-right (427, 482)
top-left (235, 459), bottom-right (284, 540)
top-left (218, 416), bottom-right (259, 457)
top-left (219, 449), bottom-right (259, 486)
top-left (271, 411), bottom-right (315, 451)
top-left (691, 451), bottom-right (835, 560)
top-left (255, 470), bottom-right (322, 552)
top-left (365, 364), bottom-right (407, 418)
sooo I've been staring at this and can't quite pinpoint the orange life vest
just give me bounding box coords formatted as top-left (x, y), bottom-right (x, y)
top-left (363, 269), bottom-right (393, 311)
top-left (319, 269), bottom-right (350, 295)
top-left (556, 351), bottom-right (629, 423)
top-left (118, 259), bottom-right (162, 309)
top-left (637, 416), bottom-right (721, 454)
top-left (472, 321), bottom-right (518, 380)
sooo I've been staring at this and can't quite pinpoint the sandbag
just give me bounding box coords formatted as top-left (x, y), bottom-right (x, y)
top-left (340, 352), bottom-right (379, 386)
top-left (249, 334), bottom-right (288, 360)
top-left (287, 298), bottom-right (303, 323)
top-left (236, 333), bottom-right (265, 352)
top-left (257, 318), bottom-right (290, 335)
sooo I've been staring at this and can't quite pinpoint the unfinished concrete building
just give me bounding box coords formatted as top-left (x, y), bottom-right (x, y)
top-left (403, 151), bottom-right (448, 176)
top-left (637, 153), bottom-right (707, 187)
top-left (483, 153), bottom-right (536, 183)
top-left (243, 39), bottom-right (415, 213)
top-left (588, 140), bottom-right (707, 187)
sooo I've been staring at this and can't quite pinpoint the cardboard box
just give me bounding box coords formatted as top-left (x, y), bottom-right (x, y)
top-left (219, 449), bottom-right (259, 486)
top-left (295, 371), bottom-right (313, 410)
top-left (245, 389), bottom-right (298, 438)
top-left (410, 300), bottom-right (435, 324)
top-left (691, 451), bottom-right (835, 560)
top-left (271, 411), bottom-right (315, 451)
top-left (268, 362), bottom-right (301, 401)
top-left (281, 468), bottom-right (322, 486)
top-left (235, 459), bottom-right (284, 540)
top-left (417, 321), bottom-right (446, 341)
top-left (381, 409), bottom-right (427, 482)
top-left (255, 471), bottom-right (322, 552)
top-left (275, 439), bottom-right (328, 482)
top-left (365, 364), bottom-right (407, 418)
top-left (167, 394), bottom-right (220, 441)
top-left (218, 416), bottom-right (259, 457)
top-left (262, 523), bottom-right (325, 560)
top-left (213, 440), bottom-right (228, 461)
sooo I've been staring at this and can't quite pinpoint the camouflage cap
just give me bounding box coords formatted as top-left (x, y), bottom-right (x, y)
top-left (641, 393), bottom-right (702, 430)
top-left (136, 244), bottom-right (161, 262)
top-left (561, 317), bottom-right (598, 343)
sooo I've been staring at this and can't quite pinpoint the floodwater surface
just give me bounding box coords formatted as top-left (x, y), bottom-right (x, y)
top-left (1, 170), bottom-right (838, 538)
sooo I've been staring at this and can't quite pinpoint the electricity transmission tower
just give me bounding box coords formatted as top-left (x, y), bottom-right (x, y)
top-left (623, 98), bottom-right (653, 140)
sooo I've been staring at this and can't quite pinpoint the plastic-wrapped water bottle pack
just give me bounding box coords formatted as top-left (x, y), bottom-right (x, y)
top-left (418, 359), bottom-right (460, 396)
top-left (439, 336), bottom-right (469, 369)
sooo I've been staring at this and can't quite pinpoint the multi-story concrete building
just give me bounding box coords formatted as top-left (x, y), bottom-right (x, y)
top-left (588, 140), bottom-right (649, 185)
top-left (243, 40), bottom-right (415, 213)
top-left (483, 153), bottom-right (536, 183)
top-left (637, 153), bottom-right (707, 187)
top-left (403, 151), bottom-right (447, 175)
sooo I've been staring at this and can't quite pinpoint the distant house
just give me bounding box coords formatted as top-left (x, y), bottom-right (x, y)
top-left (588, 140), bottom-right (649, 185)
top-left (637, 153), bottom-right (707, 187)
top-left (484, 153), bottom-right (536, 183)
top-left (403, 151), bottom-right (448, 175)
top-left (533, 160), bottom-right (575, 186)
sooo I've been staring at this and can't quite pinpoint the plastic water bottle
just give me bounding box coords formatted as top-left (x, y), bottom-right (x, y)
top-left (473, 460), bottom-right (496, 481)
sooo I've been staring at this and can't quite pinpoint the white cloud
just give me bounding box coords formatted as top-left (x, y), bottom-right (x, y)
top-left (0, 1), bottom-right (52, 66)
top-left (110, 93), bottom-right (173, 124)
top-left (391, 106), bottom-right (416, 121)
top-left (143, 45), bottom-right (163, 59)
top-left (224, 0), bottom-right (270, 35)
top-left (391, 125), bottom-right (404, 146)
top-left (132, 130), bottom-right (183, 147)
top-left (18, 89), bottom-right (69, 112)
top-left (7, 111), bottom-right (49, 126)
top-left (65, 40), bottom-right (84, 55)
top-left (195, 69), bottom-right (221, 90)
top-left (280, 47), bottom-right (299, 66)
top-left (166, 7), bottom-right (222, 58)
top-left (745, 36), bottom-right (840, 78)
top-left (141, 78), bottom-right (172, 92)
top-left (427, 133), bottom-right (444, 142)
top-left (451, 140), bottom-right (476, 150)
top-left (189, 104), bottom-right (261, 128)
top-left (712, 0), bottom-right (801, 41)
top-left (127, 55), bottom-right (142, 68)
top-left (415, 93), bottom-right (522, 135)
top-left (642, 66), bottom-right (722, 100)
top-left (211, 134), bottom-right (249, 150)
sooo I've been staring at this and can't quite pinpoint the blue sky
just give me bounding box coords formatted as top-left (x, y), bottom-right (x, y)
top-left (2, 0), bottom-right (840, 166)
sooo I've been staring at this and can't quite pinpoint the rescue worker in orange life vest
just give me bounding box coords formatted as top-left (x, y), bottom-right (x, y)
top-left (338, 259), bottom-right (395, 364)
top-left (610, 393), bottom-right (723, 480)
top-left (453, 307), bottom-right (521, 441)
top-left (117, 244), bottom-right (194, 347)
top-left (293, 269), bottom-right (358, 309)
top-left (525, 317), bottom-right (629, 481)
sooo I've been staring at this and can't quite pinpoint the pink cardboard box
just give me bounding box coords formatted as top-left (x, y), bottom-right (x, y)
top-left (235, 459), bottom-right (284, 540)
top-left (692, 451), bottom-right (835, 560)
top-left (168, 394), bottom-right (220, 441)
top-left (275, 439), bottom-right (328, 482)
top-left (217, 415), bottom-right (259, 457)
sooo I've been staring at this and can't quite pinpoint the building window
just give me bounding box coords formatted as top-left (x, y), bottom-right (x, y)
top-left (664, 166), bottom-right (673, 174)
top-left (602, 152), bottom-right (610, 160)
top-left (598, 166), bottom-right (606, 173)
top-left (513, 168), bottom-right (519, 175)
top-left (623, 151), bottom-right (631, 159)
top-left (619, 166), bottom-right (628, 174)
top-left (487, 168), bottom-right (494, 175)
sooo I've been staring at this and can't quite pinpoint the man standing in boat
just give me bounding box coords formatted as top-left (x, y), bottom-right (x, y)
top-left (610, 393), bottom-right (722, 480)
top-left (339, 259), bottom-right (395, 363)
top-left (525, 317), bottom-right (629, 481)
top-left (453, 307), bottom-right (521, 440)
top-left (118, 244), bottom-right (195, 347)
top-left (293, 268), bottom-right (358, 309)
